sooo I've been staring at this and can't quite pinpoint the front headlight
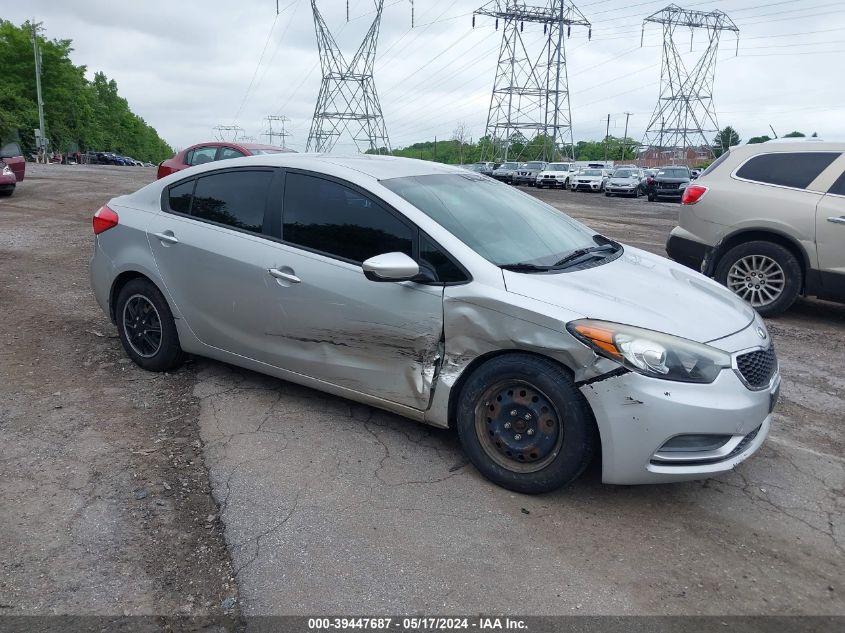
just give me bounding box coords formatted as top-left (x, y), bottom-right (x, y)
top-left (567, 319), bottom-right (731, 383)
top-left (1, 165), bottom-right (11, 177)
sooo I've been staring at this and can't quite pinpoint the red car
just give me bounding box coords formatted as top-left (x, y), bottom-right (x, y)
top-left (0, 142), bottom-right (25, 196)
top-left (156, 141), bottom-right (294, 179)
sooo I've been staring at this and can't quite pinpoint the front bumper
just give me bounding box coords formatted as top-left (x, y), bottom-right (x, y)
top-left (572, 181), bottom-right (602, 191)
top-left (606, 185), bottom-right (637, 194)
top-left (513, 175), bottom-right (535, 184)
top-left (580, 368), bottom-right (777, 485)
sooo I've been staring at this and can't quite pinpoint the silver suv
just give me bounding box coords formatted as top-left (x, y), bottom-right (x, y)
top-left (667, 141), bottom-right (845, 316)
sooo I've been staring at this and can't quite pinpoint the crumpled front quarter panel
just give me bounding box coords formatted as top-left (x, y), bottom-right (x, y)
top-left (424, 280), bottom-right (618, 427)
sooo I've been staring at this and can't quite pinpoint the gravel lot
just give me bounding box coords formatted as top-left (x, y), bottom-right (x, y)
top-left (0, 165), bottom-right (842, 618)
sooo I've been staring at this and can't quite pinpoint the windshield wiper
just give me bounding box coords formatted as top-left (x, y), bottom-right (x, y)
top-left (552, 243), bottom-right (618, 269)
top-left (500, 262), bottom-right (552, 272)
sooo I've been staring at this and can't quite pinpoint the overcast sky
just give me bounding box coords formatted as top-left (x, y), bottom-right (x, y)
top-left (8, 0), bottom-right (845, 152)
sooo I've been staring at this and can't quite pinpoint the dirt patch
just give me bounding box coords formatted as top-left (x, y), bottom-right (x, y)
top-left (0, 165), bottom-right (239, 623)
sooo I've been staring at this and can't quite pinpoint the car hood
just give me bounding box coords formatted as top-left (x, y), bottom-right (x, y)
top-left (540, 171), bottom-right (569, 176)
top-left (502, 246), bottom-right (755, 343)
top-left (576, 175), bottom-right (603, 181)
top-left (608, 178), bottom-right (637, 185)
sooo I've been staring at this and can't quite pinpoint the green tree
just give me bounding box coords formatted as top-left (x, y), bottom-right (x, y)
top-left (747, 135), bottom-right (772, 144)
top-left (712, 126), bottom-right (740, 157)
top-left (783, 131), bottom-right (806, 138)
top-left (0, 19), bottom-right (173, 161)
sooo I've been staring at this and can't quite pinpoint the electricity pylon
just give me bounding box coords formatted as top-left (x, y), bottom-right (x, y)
top-left (263, 115), bottom-right (291, 148)
top-left (641, 4), bottom-right (739, 163)
top-left (474, 1), bottom-right (591, 162)
top-left (307, 1), bottom-right (390, 153)
top-left (212, 125), bottom-right (245, 142)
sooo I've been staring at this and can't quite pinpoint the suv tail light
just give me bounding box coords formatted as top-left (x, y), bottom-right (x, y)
top-left (92, 205), bottom-right (119, 234)
top-left (682, 184), bottom-right (708, 205)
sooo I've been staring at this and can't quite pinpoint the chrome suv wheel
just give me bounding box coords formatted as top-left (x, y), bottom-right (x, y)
top-left (715, 240), bottom-right (802, 317)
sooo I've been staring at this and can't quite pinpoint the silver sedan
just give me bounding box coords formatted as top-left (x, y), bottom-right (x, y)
top-left (89, 154), bottom-right (779, 493)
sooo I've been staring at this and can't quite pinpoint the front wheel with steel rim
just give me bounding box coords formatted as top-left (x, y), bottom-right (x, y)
top-left (456, 354), bottom-right (597, 494)
top-left (116, 278), bottom-right (185, 372)
top-left (715, 240), bottom-right (802, 317)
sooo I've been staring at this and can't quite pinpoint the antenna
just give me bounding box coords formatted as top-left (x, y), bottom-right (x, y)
top-left (307, 0), bottom-right (391, 154)
top-left (474, 1), bottom-right (591, 162)
top-left (641, 4), bottom-right (739, 164)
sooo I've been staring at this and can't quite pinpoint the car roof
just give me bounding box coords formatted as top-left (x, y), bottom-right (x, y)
top-left (164, 153), bottom-right (469, 182)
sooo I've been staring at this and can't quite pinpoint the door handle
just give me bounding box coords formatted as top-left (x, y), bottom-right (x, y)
top-left (827, 216), bottom-right (845, 225)
top-left (152, 231), bottom-right (179, 244)
top-left (268, 268), bottom-right (301, 284)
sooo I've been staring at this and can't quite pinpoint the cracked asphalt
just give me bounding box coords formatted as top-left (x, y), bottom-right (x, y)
top-left (1, 166), bottom-right (842, 618)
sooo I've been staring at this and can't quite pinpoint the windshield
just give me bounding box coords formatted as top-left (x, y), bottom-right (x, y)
top-left (499, 162), bottom-right (518, 169)
top-left (612, 169), bottom-right (634, 178)
top-left (581, 169), bottom-right (601, 176)
top-left (525, 162), bottom-right (545, 169)
top-left (657, 168), bottom-right (689, 178)
top-left (381, 174), bottom-right (597, 267)
top-left (547, 163), bottom-right (569, 171)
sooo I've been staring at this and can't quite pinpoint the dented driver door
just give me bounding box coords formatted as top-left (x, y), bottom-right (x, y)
top-left (263, 170), bottom-right (445, 410)
top-left (262, 243), bottom-right (444, 410)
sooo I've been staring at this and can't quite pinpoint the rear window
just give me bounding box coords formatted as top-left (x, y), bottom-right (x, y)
top-left (735, 152), bottom-right (840, 189)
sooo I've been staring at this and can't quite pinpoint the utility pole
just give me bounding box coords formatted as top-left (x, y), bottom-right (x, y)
top-left (621, 112), bottom-right (632, 161)
top-left (604, 113), bottom-right (610, 162)
top-left (30, 20), bottom-right (47, 161)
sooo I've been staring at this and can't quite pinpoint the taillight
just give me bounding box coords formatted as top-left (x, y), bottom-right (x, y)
top-left (92, 205), bottom-right (119, 234)
top-left (681, 184), bottom-right (708, 205)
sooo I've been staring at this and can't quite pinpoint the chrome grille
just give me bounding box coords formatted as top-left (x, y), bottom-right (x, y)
top-left (736, 346), bottom-right (777, 390)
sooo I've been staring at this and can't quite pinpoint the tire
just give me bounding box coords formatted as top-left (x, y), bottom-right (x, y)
top-left (605, 191), bottom-right (611, 197)
top-left (456, 354), bottom-right (596, 494)
top-left (536, 183), bottom-right (543, 189)
top-left (115, 278), bottom-right (186, 372)
top-left (714, 241), bottom-right (802, 317)
top-left (647, 192), bottom-right (655, 202)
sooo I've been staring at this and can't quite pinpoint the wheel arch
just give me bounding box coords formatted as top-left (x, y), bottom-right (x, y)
top-left (445, 348), bottom-right (598, 434)
top-left (109, 271), bottom-right (173, 324)
top-left (710, 228), bottom-right (810, 289)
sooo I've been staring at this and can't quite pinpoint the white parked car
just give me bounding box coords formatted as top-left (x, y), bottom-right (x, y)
top-left (570, 169), bottom-right (607, 192)
top-left (535, 162), bottom-right (575, 189)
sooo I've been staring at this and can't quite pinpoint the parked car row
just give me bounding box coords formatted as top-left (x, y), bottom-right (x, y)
top-left (85, 151), bottom-right (146, 166)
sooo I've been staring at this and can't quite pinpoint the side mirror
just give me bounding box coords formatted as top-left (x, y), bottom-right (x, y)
top-left (362, 252), bottom-right (420, 282)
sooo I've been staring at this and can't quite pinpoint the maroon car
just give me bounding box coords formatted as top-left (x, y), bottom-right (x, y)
top-left (0, 142), bottom-right (25, 196)
top-left (156, 141), bottom-right (294, 180)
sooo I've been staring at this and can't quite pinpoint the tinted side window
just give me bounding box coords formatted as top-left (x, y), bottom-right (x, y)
top-left (219, 147), bottom-right (246, 160)
top-left (168, 179), bottom-right (194, 214)
top-left (829, 170), bottom-right (845, 196)
top-left (191, 170), bottom-right (273, 233)
top-left (735, 152), bottom-right (839, 189)
top-left (283, 173), bottom-right (414, 263)
top-left (420, 235), bottom-right (467, 283)
top-left (189, 147), bottom-right (218, 166)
